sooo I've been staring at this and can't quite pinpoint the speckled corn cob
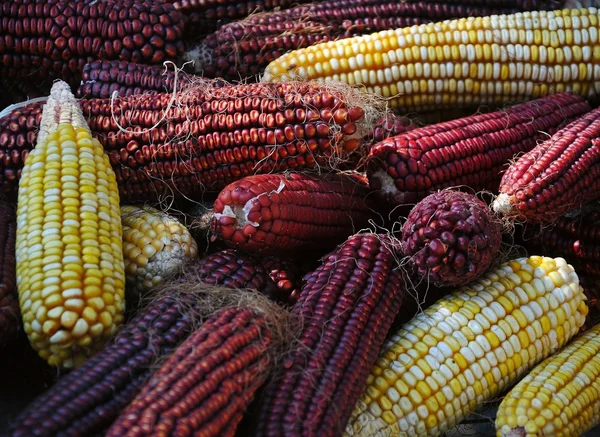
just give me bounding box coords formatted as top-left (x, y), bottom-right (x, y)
top-left (76, 60), bottom-right (181, 99)
top-left (496, 322), bottom-right (600, 437)
top-left (195, 0), bottom-right (560, 81)
top-left (0, 200), bottom-right (19, 350)
top-left (121, 205), bottom-right (198, 295)
top-left (106, 306), bottom-right (273, 437)
top-left (0, 0), bottom-right (185, 86)
top-left (0, 82), bottom-right (370, 202)
top-left (262, 8), bottom-right (600, 111)
top-left (367, 93), bottom-right (591, 205)
top-left (345, 256), bottom-right (588, 437)
top-left (211, 172), bottom-right (376, 255)
top-left (7, 292), bottom-right (196, 437)
top-left (256, 233), bottom-right (406, 437)
top-left (15, 81), bottom-right (125, 368)
top-left (493, 105), bottom-right (600, 223)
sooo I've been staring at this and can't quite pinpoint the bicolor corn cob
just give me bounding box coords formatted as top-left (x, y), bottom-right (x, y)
top-left (15, 81), bottom-right (125, 368)
top-left (493, 105), bottom-right (600, 222)
top-left (8, 292), bottom-right (197, 437)
top-left (0, 0), bottom-right (185, 86)
top-left (262, 8), bottom-right (600, 111)
top-left (185, 249), bottom-right (303, 305)
top-left (0, 82), bottom-right (371, 202)
top-left (106, 306), bottom-right (274, 437)
top-left (345, 256), bottom-right (588, 437)
top-left (496, 322), bottom-right (600, 436)
top-left (366, 93), bottom-right (591, 205)
top-left (196, 0), bottom-right (562, 81)
top-left (76, 60), bottom-right (182, 99)
top-left (256, 233), bottom-right (406, 437)
top-left (0, 200), bottom-right (19, 350)
top-left (122, 205), bottom-right (198, 295)
top-left (211, 173), bottom-right (376, 255)
top-left (401, 190), bottom-right (502, 287)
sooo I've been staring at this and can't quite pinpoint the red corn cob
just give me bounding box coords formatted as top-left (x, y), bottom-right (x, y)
top-left (76, 60), bottom-right (184, 99)
top-left (211, 172), bottom-right (376, 255)
top-left (106, 306), bottom-right (274, 437)
top-left (0, 82), bottom-right (371, 202)
top-left (0, 200), bottom-right (19, 350)
top-left (366, 93), bottom-right (592, 206)
top-left (401, 190), bottom-right (502, 287)
top-left (255, 233), bottom-right (405, 437)
top-left (0, 0), bottom-right (185, 87)
top-left (8, 294), bottom-right (197, 437)
top-left (493, 106), bottom-right (600, 222)
top-left (194, 0), bottom-right (561, 81)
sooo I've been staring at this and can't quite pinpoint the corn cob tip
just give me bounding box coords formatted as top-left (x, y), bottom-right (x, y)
top-left (491, 193), bottom-right (513, 216)
top-left (39, 81), bottom-right (87, 144)
top-left (181, 43), bottom-right (214, 74)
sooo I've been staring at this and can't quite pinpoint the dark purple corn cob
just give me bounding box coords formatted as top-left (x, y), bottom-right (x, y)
top-left (211, 173), bottom-right (376, 255)
top-left (401, 190), bottom-right (502, 287)
top-left (106, 307), bottom-right (273, 437)
top-left (0, 82), bottom-right (370, 202)
top-left (494, 106), bottom-right (600, 223)
top-left (76, 60), bottom-right (183, 99)
top-left (7, 294), bottom-right (197, 437)
top-left (0, 200), bottom-right (19, 350)
top-left (0, 0), bottom-right (186, 86)
top-left (255, 233), bottom-right (406, 437)
top-left (194, 0), bottom-right (565, 81)
top-left (366, 93), bottom-right (592, 206)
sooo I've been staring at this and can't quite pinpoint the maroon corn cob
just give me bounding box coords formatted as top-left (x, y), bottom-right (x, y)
top-left (211, 172), bottom-right (376, 255)
top-left (76, 60), bottom-right (184, 99)
top-left (0, 0), bottom-right (185, 87)
top-left (401, 190), bottom-right (502, 287)
top-left (366, 93), bottom-right (592, 206)
top-left (0, 82), bottom-right (370, 202)
top-left (106, 306), bottom-right (273, 437)
top-left (255, 233), bottom-right (405, 437)
top-left (0, 200), bottom-right (19, 350)
top-left (493, 106), bottom-right (600, 223)
top-left (194, 0), bottom-right (561, 80)
top-left (8, 294), bottom-right (197, 437)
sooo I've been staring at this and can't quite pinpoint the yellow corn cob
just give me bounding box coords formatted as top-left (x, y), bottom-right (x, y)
top-left (496, 322), bottom-right (600, 437)
top-left (121, 205), bottom-right (198, 294)
top-left (262, 8), bottom-right (600, 111)
top-left (15, 81), bottom-right (125, 368)
top-left (345, 256), bottom-right (588, 437)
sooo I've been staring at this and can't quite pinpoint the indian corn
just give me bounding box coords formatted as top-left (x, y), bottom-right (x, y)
top-left (15, 81), bottom-right (125, 368)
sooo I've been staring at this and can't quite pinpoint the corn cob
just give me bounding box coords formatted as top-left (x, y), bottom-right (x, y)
top-left (493, 106), bottom-right (600, 223)
top-left (401, 190), bottom-right (502, 287)
top-left (496, 322), bottom-right (600, 436)
top-left (366, 93), bottom-right (591, 205)
top-left (211, 173), bottom-right (376, 255)
top-left (76, 60), bottom-right (181, 99)
top-left (262, 8), bottom-right (600, 111)
top-left (256, 233), bottom-right (406, 437)
top-left (106, 306), bottom-right (274, 437)
top-left (196, 0), bottom-right (561, 81)
top-left (0, 200), bottom-right (19, 350)
top-left (345, 255), bottom-right (588, 437)
top-left (15, 81), bottom-right (125, 368)
top-left (0, 0), bottom-right (185, 87)
top-left (0, 82), bottom-right (371, 202)
top-left (8, 292), bottom-right (196, 437)
top-left (122, 205), bottom-right (198, 295)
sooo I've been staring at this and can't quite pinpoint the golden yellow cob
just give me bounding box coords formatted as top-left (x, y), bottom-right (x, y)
top-left (496, 322), bottom-right (600, 437)
top-left (15, 81), bottom-right (125, 368)
top-left (262, 8), bottom-right (600, 110)
top-left (345, 256), bottom-right (588, 437)
top-left (121, 205), bottom-right (198, 294)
